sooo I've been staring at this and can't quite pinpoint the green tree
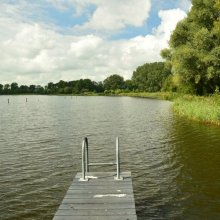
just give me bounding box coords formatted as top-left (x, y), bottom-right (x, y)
top-left (29, 85), bottom-right (36, 93)
top-left (124, 80), bottom-right (135, 91)
top-left (0, 84), bottom-right (3, 94)
top-left (132, 62), bottom-right (171, 92)
top-left (4, 84), bottom-right (10, 94)
top-left (11, 82), bottom-right (19, 94)
top-left (47, 82), bottom-right (57, 94)
top-left (19, 85), bottom-right (29, 93)
top-left (94, 81), bottom-right (104, 93)
top-left (81, 79), bottom-right (96, 92)
top-left (64, 86), bottom-right (72, 94)
top-left (57, 80), bottom-right (67, 89)
top-left (35, 85), bottom-right (44, 94)
top-left (103, 74), bottom-right (124, 91)
top-left (162, 0), bottom-right (220, 95)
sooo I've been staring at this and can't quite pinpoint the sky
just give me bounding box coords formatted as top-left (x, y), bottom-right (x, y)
top-left (0, 0), bottom-right (191, 85)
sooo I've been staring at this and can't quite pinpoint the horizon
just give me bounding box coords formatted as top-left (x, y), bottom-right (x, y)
top-left (0, 0), bottom-right (190, 85)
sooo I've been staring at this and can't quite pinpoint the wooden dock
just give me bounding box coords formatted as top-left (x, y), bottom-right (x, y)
top-left (53, 172), bottom-right (137, 220)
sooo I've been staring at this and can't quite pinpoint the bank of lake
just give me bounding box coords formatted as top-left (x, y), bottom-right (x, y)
top-left (117, 92), bottom-right (220, 126)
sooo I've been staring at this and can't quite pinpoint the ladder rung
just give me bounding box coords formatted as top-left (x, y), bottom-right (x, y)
top-left (89, 162), bottom-right (116, 166)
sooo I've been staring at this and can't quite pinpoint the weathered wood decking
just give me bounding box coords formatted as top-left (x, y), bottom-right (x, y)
top-left (53, 172), bottom-right (137, 220)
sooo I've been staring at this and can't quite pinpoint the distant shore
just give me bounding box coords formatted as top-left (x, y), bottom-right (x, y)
top-left (117, 92), bottom-right (220, 126)
top-left (2, 92), bottom-right (220, 126)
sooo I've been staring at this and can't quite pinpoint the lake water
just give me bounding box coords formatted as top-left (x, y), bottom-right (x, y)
top-left (0, 95), bottom-right (220, 220)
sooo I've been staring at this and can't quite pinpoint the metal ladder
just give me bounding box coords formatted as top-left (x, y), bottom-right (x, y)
top-left (80, 137), bottom-right (123, 181)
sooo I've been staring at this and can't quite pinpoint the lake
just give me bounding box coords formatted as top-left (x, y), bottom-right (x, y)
top-left (0, 95), bottom-right (220, 219)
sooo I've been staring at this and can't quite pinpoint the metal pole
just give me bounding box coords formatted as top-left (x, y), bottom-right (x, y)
top-left (82, 140), bottom-right (85, 180)
top-left (115, 137), bottom-right (123, 180)
top-left (85, 137), bottom-right (89, 172)
top-left (80, 139), bottom-right (88, 181)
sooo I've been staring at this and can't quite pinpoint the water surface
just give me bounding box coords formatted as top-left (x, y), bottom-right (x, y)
top-left (0, 96), bottom-right (220, 219)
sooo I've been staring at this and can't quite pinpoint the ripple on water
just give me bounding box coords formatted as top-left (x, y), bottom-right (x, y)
top-left (0, 96), bottom-right (220, 220)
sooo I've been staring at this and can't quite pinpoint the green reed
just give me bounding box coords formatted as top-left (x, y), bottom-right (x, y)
top-left (173, 95), bottom-right (220, 126)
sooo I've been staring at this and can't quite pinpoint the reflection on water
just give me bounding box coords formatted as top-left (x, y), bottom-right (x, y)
top-left (0, 96), bottom-right (219, 219)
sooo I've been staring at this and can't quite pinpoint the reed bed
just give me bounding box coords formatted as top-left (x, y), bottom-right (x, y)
top-left (173, 95), bottom-right (220, 126)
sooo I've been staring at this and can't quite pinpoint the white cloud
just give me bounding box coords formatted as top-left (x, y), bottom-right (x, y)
top-left (75, 0), bottom-right (151, 32)
top-left (155, 9), bottom-right (187, 40)
top-left (0, 1), bottom-right (187, 85)
top-left (45, 0), bottom-right (151, 33)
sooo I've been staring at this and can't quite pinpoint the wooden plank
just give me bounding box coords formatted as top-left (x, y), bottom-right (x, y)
top-left (64, 194), bottom-right (134, 199)
top-left (53, 215), bottom-right (137, 220)
top-left (58, 203), bottom-right (135, 210)
top-left (73, 178), bottom-right (132, 182)
top-left (53, 172), bottom-right (137, 220)
top-left (66, 189), bottom-right (133, 194)
top-left (75, 172), bottom-right (131, 180)
top-left (62, 197), bottom-right (135, 204)
top-left (71, 180), bottom-right (132, 185)
top-left (69, 185), bottom-right (133, 190)
top-left (55, 209), bottom-right (136, 216)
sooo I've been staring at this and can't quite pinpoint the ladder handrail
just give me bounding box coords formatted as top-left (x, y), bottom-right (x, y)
top-left (80, 138), bottom-right (88, 181)
top-left (85, 137), bottom-right (89, 173)
top-left (80, 137), bottom-right (123, 181)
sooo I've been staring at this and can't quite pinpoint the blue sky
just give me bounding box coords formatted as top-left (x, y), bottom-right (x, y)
top-left (0, 0), bottom-right (191, 85)
top-left (42, 0), bottom-right (190, 38)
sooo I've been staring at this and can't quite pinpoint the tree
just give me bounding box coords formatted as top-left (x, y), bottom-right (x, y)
top-left (132, 62), bottom-right (171, 92)
top-left (4, 84), bottom-right (10, 94)
top-left (0, 84), bottom-right (3, 94)
top-left (80, 79), bottom-right (96, 92)
top-left (47, 82), bottom-right (56, 94)
top-left (19, 85), bottom-right (29, 93)
top-left (29, 85), bottom-right (36, 93)
top-left (162, 0), bottom-right (220, 95)
top-left (57, 80), bottom-right (67, 89)
top-left (35, 85), bottom-right (44, 94)
top-left (103, 74), bottom-right (124, 91)
top-left (94, 81), bottom-right (104, 93)
top-left (124, 80), bottom-right (135, 91)
top-left (11, 82), bottom-right (19, 93)
top-left (64, 86), bottom-right (71, 94)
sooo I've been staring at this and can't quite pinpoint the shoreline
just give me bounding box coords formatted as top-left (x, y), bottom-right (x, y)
top-left (1, 92), bottom-right (220, 126)
top-left (117, 92), bottom-right (220, 127)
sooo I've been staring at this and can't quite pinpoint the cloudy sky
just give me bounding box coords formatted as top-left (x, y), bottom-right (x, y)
top-left (0, 0), bottom-right (191, 85)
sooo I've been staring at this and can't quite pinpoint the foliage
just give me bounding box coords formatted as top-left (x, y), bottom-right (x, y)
top-left (0, 79), bottom-right (105, 95)
top-left (173, 94), bottom-right (220, 125)
top-left (132, 62), bottom-right (171, 92)
top-left (115, 91), bottom-right (178, 100)
top-left (103, 74), bottom-right (125, 91)
top-left (0, 63), bottom-right (169, 95)
top-left (0, 84), bottom-right (3, 94)
top-left (162, 0), bottom-right (220, 95)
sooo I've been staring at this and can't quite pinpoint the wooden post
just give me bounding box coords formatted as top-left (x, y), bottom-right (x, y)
top-left (8, 98), bottom-right (9, 104)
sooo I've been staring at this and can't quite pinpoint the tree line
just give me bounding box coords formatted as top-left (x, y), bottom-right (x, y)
top-left (1, 1), bottom-right (219, 96)
top-left (0, 62), bottom-right (169, 95)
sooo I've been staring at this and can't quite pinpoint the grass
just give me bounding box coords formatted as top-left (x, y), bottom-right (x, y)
top-left (173, 95), bottom-right (220, 126)
top-left (117, 91), bottom-right (178, 100)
